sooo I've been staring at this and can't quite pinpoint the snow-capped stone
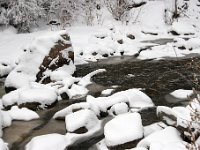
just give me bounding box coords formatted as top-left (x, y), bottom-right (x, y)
top-left (5, 31), bottom-right (75, 92)
top-left (87, 89), bottom-right (154, 116)
top-left (170, 89), bottom-right (193, 99)
top-left (104, 113), bottom-right (143, 147)
top-left (26, 134), bottom-right (67, 150)
top-left (2, 84), bottom-right (58, 110)
top-left (8, 106), bottom-right (39, 121)
top-left (137, 127), bottom-right (183, 149)
top-left (65, 109), bottom-right (100, 134)
top-left (108, 102), bottom-right (129, 116)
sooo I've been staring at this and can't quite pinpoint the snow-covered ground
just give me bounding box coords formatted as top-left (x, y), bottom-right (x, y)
top-left (1, 0), bottom-right (200, 149)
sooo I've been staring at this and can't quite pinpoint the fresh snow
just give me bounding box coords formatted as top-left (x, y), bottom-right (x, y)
top-left (101, 89), bottom-right (114, 95)
top-left (8, 106), bottom-right (39, 121)
top-left (104, 113), bottom-right (143, 147)
top-left (170, 89), bottom-right (193, 99)
top-left (2, 84), bottom-right (58, 108)
top-left (65, 109), bottom-right (100, 132)
top-left (26, 134), bottom-right (67, 150)
top-left (137, 127), bottom-right (183, 149)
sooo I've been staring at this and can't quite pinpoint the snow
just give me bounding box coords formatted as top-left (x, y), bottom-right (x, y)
top-left (65, 109), bottom-right (100, 132)
top-left (104, 113), bottom-right (143, 147)
top-left (2, 84), bottom-right (58, 108)
top-left (171, 21), bottom-right (196, 35)
top-left (137, 127), bottom-right (183, 149)
top-left (87, 89), bottom-right (154, 115)
top-left (170, 89), bottom-right (193, 99)
top-left (26, 134), bottom-right (67, 150)
top-left (144, 122), bottom-right (167, 137)
top-left (53, 102), bottom-right (91, 119)
top-left (108, 102), bottom-right (129, 116)
top-left (101, 89), bottom-right (114, 95)
top-left (0, 138), bottom-right (8, 150)
top-left (8, 106), bottom-right (39, 121)
top-left (5, 30), bottom-right (75, 89)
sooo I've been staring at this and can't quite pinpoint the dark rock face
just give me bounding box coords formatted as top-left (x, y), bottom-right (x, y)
top-left (36, 34), bottom-right (74, 84)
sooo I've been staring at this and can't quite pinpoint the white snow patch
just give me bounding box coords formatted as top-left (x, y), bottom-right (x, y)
top-left (8, 106), bottom-right (39, 121)
top-left (170, 89), bottom-right (193, 99)
top-left (105, 113), bottom-right (143, 147)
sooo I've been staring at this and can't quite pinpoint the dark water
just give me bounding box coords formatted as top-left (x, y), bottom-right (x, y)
top-left (1, 55), bottom-right (200, 149)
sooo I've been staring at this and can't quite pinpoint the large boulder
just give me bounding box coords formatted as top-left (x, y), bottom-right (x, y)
top-left (5, 31), bottom-right (75, 93)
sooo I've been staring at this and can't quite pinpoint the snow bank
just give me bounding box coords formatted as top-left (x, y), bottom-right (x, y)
top-left (26, 134), bottom-right (67, 150)
top-left (171, 21), bottom-right (196, 35)
top-left (104, 113), bottom-right (143, 147)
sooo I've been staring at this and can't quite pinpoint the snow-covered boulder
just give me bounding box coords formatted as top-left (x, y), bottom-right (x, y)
top-left (2, 84), bottom-right (58, 110)
top-left (5, 31), bottom-right (75, 93)
top-left (26, 134), bottom-right (67, 150)
top-left (170, 89), bottom-right (193, 100)
top-left (104, 113), bottom-right (143, 148)
top-left (137, 127), bottom-right (183, 149)
top-left (65, 109), bottom-right (100, 134)
top-left (108, 102), bottom-right (129, 116)
top-left (157, 106), bottom-right (191, 126)
top-left (8, 106), bottom-right (39, 121)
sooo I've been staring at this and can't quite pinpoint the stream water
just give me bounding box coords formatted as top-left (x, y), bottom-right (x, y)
top-left (1, 38), bottom-right (200, 149)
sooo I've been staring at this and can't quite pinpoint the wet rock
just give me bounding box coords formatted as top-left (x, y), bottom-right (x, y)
top-left (117, 39), bottom-right (124, 44)
top-left (5, 31), bottom-right (75, 92)
top-left (127, 34), bottom-right (135, 40)
top-left (36, 34), bottom-right (74, 84)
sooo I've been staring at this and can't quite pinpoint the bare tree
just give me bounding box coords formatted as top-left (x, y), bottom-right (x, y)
top-left (104, 0), bottom-right (146, 23)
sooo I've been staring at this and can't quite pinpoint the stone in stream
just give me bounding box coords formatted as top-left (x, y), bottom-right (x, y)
top-left (3, 31), bottom-right (75, 109)
top-left (104, 113), bottom-right (144, 150)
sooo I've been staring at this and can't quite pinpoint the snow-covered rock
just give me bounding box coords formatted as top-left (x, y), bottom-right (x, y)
top-left (104, 113), bottom-right (143, 147)
top-left (5, 31), bottom-right (75, 92)
top-left (26, 134), bottom-right (67, 150)
top-left (170, 89), bottom-right (193, 99)
top-left (157, 106), bottom-right (191, 126)
top-left (2, 84), bottom-right (58, 110)
top-left (8, 106), bottom-right (39, 121)
top-left (65, 109), bottom-right (100, 134)
top-left (137, 127), bottom-right (183, 149)
top-left (108, 102), bottom-right (129, 116)
top-left (101, 89), bottom-right (114, 96)
top-left (87, 89), bottom-right (154, 116)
